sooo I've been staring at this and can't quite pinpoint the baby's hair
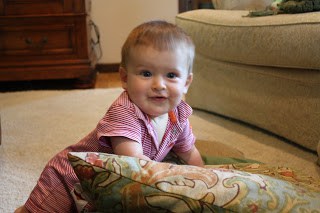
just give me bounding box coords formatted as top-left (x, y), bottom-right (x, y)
top-left (120, 20), bottom-right (195, 74)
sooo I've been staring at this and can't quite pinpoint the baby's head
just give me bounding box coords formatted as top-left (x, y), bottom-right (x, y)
top-left (120, 20), bottom-right (195, 74)
top-left (119, 20), bottom-right (195, 118)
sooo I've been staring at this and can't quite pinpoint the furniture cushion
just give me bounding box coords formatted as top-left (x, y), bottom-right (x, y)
top-left (176, 10), bottom-right (320, 70)
top-left (68, 152), bottom-right (320, 212)
top-left (212, 0), bottom-right (272, 10)
top-left (186, 54), bottom-right (320, 151)
top-left (176, 9), bottom-right (320, 152)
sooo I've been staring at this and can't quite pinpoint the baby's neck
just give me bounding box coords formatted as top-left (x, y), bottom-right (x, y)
top-left (150, 113), bottom-right (169, 146)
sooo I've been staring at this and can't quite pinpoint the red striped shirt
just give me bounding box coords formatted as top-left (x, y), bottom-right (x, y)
top-left (25, 91), bottom-right (195, 212)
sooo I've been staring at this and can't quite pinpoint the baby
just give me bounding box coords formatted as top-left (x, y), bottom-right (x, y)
top-left (15, 20), bottom-right (203, 212)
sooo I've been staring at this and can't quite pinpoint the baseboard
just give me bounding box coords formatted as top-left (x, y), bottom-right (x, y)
top-left (95, 63), bottom-right (120, 73)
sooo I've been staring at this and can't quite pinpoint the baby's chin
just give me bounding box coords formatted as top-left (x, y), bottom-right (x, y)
top-left (141, 104), bottom-right (177, 118)
top-left (146, 108), bottom-right (172, 119)
top-left (147, 112), bottom-right (167, 119)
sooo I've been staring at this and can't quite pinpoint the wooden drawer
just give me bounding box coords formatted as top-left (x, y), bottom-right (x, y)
top-left (0, 0), bottom-right (87, 15)
top-left (0, 15), bottom-right (89, 66)
top-left (1, 24), bottom-right (74, 57)
top-left (0, 0), bottom-right (95, 87)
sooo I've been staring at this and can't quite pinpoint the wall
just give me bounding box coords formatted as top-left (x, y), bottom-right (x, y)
top-left (91, 0), bottom-right (179, 64)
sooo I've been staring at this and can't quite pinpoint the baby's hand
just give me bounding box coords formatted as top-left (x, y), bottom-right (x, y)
top-left (176, 146), bottom-right (204, 167)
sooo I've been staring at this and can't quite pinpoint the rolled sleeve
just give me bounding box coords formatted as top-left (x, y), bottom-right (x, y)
top-left (97, 104), bottom-right (142, 147)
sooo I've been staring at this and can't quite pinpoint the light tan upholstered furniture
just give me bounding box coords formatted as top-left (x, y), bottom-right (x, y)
top-left (176, 10), bottom-right (320, 152)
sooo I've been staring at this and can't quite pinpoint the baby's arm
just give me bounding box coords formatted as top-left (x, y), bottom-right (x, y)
top-left (111, 136), bottom-right (151, 161)
top-left (175, 146), bottom-right (204, 167)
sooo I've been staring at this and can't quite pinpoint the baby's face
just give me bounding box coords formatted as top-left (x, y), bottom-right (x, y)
top-left (120, 45), bottom-right (192, 118)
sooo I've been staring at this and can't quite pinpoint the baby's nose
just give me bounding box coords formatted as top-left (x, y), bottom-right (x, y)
top-left (152, 77), bottom-right (166, 90)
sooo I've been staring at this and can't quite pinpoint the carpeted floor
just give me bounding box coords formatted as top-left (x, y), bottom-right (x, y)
top-left (1, 88), bottom-right (319, 212)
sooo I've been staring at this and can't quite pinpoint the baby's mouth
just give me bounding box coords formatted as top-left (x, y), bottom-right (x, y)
top-left (150, 96), bottom-right (167, 102)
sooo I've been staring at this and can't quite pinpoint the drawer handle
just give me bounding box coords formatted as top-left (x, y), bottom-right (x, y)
top-left (25, 37), bottom-right (48, 49)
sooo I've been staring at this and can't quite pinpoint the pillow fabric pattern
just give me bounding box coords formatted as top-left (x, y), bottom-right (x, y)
top-left (207, 163), bottom-right (320, 192)
top-left (68, 152), bottom-right (320, 212)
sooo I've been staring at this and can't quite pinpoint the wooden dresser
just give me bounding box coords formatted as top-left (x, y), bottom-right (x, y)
top-left (179, 0), bottom-right (213, 12)
top-left (0, 0), bottom-right (96, 88)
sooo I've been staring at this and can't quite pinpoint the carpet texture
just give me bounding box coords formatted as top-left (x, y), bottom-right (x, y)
top-left (0, 88), bottom-right (319, 212)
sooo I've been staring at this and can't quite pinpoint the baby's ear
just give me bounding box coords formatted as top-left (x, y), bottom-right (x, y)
top-left (119, 67), bottom-right (128, 89)
top-left (183, 73), bottom-right (193, 94)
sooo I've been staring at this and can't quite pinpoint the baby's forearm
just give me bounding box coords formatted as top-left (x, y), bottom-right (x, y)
top-left (134, 153), bottom-right (152, 161)
top-left (111, 137), bottom-right (151, 161)
top-left (114, 149), bottom-right (151, 161)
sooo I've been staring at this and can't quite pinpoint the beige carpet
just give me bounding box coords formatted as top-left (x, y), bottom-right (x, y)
top-left (1, 88), bottom-right (319, 212)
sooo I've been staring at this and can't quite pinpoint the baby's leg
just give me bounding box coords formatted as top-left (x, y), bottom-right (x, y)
top-left (14, 206), bottom-right (29, 213)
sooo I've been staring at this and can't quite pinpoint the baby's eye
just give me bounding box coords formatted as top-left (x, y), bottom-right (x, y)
top-left (140, 71), bottom-right (152, 77)
top-left (167, 72), bottom-right (177, 79)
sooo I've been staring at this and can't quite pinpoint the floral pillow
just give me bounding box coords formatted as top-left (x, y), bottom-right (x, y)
top-left (68, 152), bottom-right (320, 212)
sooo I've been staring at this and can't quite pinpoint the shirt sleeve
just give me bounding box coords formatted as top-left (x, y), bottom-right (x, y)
top-left (96, 104), bottom-right (143, 148)
top-left (172, 118), bottom-right (196, 153)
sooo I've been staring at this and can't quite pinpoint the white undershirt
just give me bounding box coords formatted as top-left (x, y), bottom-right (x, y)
top-left (150, 113), bottom-right (168, 149)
